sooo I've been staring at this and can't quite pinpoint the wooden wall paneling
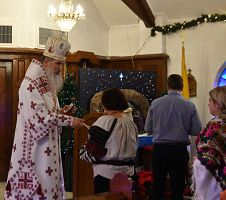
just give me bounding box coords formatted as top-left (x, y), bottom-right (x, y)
top-left (135, 58), bottom-right (168, 97)
top-left (0, 62), bottom-right (13, 181)
top-left (100, 54), bottom-right (168, 97)
top-left (18, 60), bottom-right (26, 84)
top-left (12, 59), bottom-right (19, 134)
top-left (5, 62), bottom-right (13, 152)
top-left (25, 58), bottom-right (32, 72)
top-left (66, 51), bottom-right (99, 67)
top-left (67, 63), bottom-right (78, 77)
top-left (0, 66), bottom-right (7, 180)
top-left (108, 61), bottom-right (137, 70)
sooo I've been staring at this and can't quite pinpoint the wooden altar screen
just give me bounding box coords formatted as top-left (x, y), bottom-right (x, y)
top-left (68, 51), bottom-right (169, 198)
top-left (66, 51), bottom-right (169, 97)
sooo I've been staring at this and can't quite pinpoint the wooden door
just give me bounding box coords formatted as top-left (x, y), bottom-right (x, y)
top-left (0, 62), bottom-right (13, 181)
top-left (0, 59), bottom-right (31, 181)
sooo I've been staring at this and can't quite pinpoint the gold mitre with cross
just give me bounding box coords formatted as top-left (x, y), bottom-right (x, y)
top-left (43, 36), bottom-right (71, 61)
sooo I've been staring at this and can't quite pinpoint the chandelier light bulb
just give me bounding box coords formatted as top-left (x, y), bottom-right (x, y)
top-left (76, 4), bottom-right (84, 15)
top-left (48, 5), bottom-right (56, 16)
top-left (48, 0), bottom-right (85, 32)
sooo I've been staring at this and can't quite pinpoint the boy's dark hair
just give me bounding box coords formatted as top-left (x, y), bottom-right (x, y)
top-left (101, 88), bottom-right (128, 111)
top-left (167, 74), bottom-right (183, 91)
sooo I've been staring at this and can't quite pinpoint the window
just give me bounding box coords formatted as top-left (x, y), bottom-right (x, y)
top-left (0, 25), bottom-right (12, 43)
top-left (218, 68), bottom-right (226, 86)
top-left (215, 62), bottom-right (226, 87)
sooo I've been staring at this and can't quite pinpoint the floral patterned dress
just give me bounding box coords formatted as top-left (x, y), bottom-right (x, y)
top-left (196, 117), bottom-right (226, 190)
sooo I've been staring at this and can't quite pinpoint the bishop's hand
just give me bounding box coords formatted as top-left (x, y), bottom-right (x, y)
top-left (72, 117), bottom-right (85, 128)
top-left (61, 103), bottom-right (77, 116)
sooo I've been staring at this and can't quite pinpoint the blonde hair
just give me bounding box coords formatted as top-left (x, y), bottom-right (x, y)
top-left (209, 86), bottom-right (226, 119)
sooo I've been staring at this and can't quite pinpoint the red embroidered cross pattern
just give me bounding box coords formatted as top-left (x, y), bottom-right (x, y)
top-left (53, 192), bottom-right (58, 200)
top-left (38, 116), bottom-right (45, 124)
top-left (29, 122), bottom-right (35, 130)
top-left (44, 147), bottom-right (52, 156)
top-left (15, 193), bottom-right (21, 200)
top-left (18, 172), bottom-right (33, 189)
top-left (36, 76), bottom-right (49, 95)
top-left (59, 115), bottom-right (67, 122)
top-left (31, 101), bottom-right (37, 110)
top-left (27, 84), bottom-right (35, 92)
top-left (46, 167), bottom-right (53, 176)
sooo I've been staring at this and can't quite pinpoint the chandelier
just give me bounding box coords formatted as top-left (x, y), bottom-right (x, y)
top-left (48, 0), bottom-right (85, 32)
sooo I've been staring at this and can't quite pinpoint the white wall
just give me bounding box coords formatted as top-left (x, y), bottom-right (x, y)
top-left (109, 24), bottom-right (139, 56)
top-left (166, 22), bottom-right (226, 124)
top-left (0, 0), bottom-right (109, 55)
top-left (68, 0), bottom-right (109, 55)
top-left (108, 16), bottom-right (226, 124)
top-left (138, 14), bottom-right (167, 54)
top-left (108, 14), bottom-right (166, 56)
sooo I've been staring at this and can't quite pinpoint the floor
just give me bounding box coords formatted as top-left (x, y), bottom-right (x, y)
top-left (0, 182), bottom-right (193, 200)
top-left (0, 182), bottom-right (73, 199)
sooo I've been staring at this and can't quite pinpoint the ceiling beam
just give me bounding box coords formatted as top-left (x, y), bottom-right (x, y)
top-left (121, 0), bottom-right (155, 27)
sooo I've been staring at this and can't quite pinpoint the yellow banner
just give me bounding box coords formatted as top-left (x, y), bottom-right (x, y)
top-left (181, 42), bottom-right (190, 99)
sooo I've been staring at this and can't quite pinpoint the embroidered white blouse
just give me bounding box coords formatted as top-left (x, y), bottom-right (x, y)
top-left (92, 115), bottom-right (138, 179)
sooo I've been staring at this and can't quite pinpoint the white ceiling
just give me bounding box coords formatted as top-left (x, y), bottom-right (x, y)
top-left (92, 0), bottom-right (138, 27)
top-left (92, 0), bottom-right (226, 27)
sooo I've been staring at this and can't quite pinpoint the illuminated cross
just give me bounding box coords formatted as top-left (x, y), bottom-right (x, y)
top-left (119, 73), bottom-right (124, 81)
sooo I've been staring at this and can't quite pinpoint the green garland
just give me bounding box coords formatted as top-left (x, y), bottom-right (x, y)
top-left (151, 13), bottom-right (226, 37)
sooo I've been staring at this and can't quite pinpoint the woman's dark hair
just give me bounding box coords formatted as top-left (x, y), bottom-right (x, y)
top-left (167, 74), bottom-right (183, 91)
top-left (101, 88), bottom-right (128, 111)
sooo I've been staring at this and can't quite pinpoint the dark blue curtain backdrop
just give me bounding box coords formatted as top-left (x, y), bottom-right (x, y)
top-left (78, 68), bottom-right (157, 112)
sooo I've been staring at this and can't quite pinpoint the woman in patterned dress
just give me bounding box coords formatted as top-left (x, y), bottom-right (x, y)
top-left (193, 86), bottom-right (226, 200)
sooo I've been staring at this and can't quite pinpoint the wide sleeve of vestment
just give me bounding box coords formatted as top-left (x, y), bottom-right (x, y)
top-left (18, 78), bottom-right (73, 141)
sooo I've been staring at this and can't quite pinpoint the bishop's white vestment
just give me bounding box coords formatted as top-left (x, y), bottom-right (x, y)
top-left (4, 59), bottom-right (73, 200)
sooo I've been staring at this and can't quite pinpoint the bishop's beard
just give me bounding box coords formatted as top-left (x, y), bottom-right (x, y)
top-left (46, 68), bottom-right (64, 94)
